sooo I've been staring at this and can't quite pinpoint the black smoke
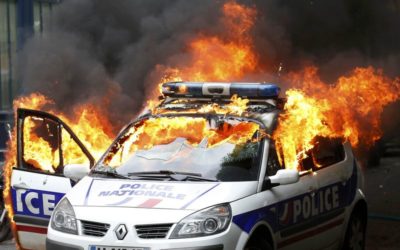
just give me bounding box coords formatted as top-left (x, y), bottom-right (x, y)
top-left (18, 0), bottom-right (400, 131)
top-left (18, 0), bottom-right (225, 128)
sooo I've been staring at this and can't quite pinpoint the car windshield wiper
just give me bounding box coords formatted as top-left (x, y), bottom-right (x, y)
top-left (182, 175), bottom-right (219, 182)
top-left (127, 170), bottom-right (218, 182)
top-left (128, 170), bottom-right (201, 176)
top-left (90, 170), bottom-right (130, 179)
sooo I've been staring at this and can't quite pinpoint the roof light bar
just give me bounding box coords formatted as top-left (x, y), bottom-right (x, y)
top-left (162, 82), bottom-right (280, 99)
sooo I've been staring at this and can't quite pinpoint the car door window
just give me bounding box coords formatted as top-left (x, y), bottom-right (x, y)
top-left (61, 128), bottom-right (90, 171)
top-left (19, 109), bottom-right (94, 175)
top-left (312, 137), bottom-right (344, 170)
top-left (266, 143), bottom-right (283, 176)
top-left (299, 137), bottom-right (345, 171)
top-left (22, 116), bottom-right (61, 173)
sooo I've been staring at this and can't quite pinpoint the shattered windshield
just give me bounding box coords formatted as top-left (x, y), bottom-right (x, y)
top-left (97, 116), bottom-right (264, 181)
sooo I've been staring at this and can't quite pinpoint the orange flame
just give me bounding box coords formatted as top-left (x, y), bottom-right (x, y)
top-left (3, 93), bottom-right (116, 249)
top-left (151, 94), bottom-right (249, 116)
top-left (2, 131), bottom-right (17, 248)
top-left (274, 66), bottom-right (400, 170)
top-left (4, 2), bottom-right (260, 248)
top-left (12, 93), bottom-right (115, 171)
top-left (105, 117), bottom-right (260, 167)
top-left (146, 1), bottom-right (258, 111)
top-left (3, 93), bottom-right (56, 249)
top-left (4, 1), bottom-right (400, 249)
top-left (156, 1), bottom-right (257, 85)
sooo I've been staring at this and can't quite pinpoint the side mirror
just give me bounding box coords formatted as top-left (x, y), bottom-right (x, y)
top-left (64, 164), bottom-right (90, 182)
top-left (269, 169), bottom-right (299, 185)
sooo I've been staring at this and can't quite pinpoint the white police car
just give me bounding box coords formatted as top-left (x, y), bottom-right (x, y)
top-left (10, 83), bottom-right (367, 250)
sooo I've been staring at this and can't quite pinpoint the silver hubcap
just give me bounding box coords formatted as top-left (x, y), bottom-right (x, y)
top-left (349, 218), bottom-right (364, 250)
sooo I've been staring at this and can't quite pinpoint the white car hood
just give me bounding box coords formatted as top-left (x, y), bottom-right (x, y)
top-left (68, 176), bottom-right (258, 210)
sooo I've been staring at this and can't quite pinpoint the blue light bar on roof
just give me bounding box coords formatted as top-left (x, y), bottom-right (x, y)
top-left (162, 82), bottom-right (280, 99)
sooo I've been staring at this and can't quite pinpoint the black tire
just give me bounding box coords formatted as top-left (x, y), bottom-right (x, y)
top-left (245, 237), bottom-right (273, 250)
top-left (0, 199), bottom-right (11, 242)
top-left (342, 211), bottom-right (366, 250)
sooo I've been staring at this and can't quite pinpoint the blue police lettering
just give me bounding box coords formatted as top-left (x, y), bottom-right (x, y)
top-left (43, 193), bottom-right (56, 215)
top-left (302, 196), bottom-right (311, 219)
top-left (98, 183), bottom-right (186, 200)
top-left (319, 191), bottom-right (324, 212)
top-left (144, 191), bottom-right (156, 196)
top-left (134, 190), bottom-right (145, 196)
top-left (99, 191), bottom-right (110, 196)
top-left (311, 194), bottom-right (318, 216)
top-left (293, 200), bottom-right (302, 223)
top-left (119, 183), bottom-right (173, 191)
top-left (324, 188), bottom-right (332, 210)
top-left (26, 191), bottom-right (39, 214)
top-left (292, 185), bottom-right (340, 223)
top-left (331, 185), bottom-right (339, 208)
top-left (110, 190), bottom-right (120, 196)
top-left (14, 189), bottom-right (58, 217)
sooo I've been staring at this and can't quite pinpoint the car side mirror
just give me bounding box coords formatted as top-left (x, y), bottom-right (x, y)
top-left (270, 169), bottom-right (299, 185)
top-left (64, 163), bottom-right (90, 182)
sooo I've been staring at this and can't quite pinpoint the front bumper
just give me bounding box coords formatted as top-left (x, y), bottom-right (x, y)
top-left (46, 238), bottom-right (84, 250)
top-left (47, 222), bottom-right (241, 250)
top-left (47, 237), bottom-right (223, 250)
top-left (47, 205), bottom-right (244, 250)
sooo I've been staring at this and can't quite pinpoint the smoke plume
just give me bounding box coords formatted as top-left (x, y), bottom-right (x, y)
top-left (18, 0), bottom-right (400, 132)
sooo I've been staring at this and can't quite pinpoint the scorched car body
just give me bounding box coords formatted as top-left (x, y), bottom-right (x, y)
top-left (8, 82), bottom-right (367, 250)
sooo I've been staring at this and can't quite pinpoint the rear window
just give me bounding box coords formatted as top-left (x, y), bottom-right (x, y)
top-left (300, 137), bottom-right (345, 171)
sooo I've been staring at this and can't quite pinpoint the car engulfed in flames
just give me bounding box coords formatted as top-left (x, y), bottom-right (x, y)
top-left (1, 0), bottom-right (400, 249)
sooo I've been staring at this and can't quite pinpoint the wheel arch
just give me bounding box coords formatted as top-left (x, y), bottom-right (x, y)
top-left (352, 198), bottom-right (368, 222)
top-left (340, 198), bottom-right (368, 249)
top-left (245, 221), bottom-right (275, 249)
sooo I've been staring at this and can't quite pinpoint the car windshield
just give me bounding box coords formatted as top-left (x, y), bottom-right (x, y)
top-left (96, 115), bottom-right (264, 181)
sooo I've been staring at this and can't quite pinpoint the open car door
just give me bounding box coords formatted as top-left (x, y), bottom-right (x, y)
top-left (10, 108), bottom-right (94, 250)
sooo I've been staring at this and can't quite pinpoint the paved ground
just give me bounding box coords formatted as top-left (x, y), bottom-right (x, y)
top-left (364, 154), bottom-right (400, 250)
top-left (1, 144), bottom-right (399, 250)
top-left (1, 239), bottom-right (15, 250)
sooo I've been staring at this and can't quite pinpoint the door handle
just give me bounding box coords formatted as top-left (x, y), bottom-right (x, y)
top-left (12, 182), bottom-right (29, 190)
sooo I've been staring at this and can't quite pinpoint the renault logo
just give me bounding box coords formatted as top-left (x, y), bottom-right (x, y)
top-left (115, 224), bottom-right (127, 240)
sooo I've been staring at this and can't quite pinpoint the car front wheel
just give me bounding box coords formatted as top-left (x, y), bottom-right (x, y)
top-left (245, 238), bottom-right (273, 250)
top-left (343, 211), bottom-right (366, 250)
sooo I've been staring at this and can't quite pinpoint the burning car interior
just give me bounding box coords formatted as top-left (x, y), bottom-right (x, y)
top-left (100, 115), bottom-right (264, 182)
top-left (18, 110), bottom-right (94, 175)
top-left (0, 0), bottom-right (400, 249)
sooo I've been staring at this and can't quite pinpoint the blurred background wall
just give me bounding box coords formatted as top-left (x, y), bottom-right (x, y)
top-left (0, 0), bottom-right (60, 110)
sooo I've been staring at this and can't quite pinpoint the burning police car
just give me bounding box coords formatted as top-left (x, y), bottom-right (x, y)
top-left (9, 83), bottom-right (367, 250)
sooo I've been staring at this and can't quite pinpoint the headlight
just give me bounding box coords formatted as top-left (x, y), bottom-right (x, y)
top-left (170, 204), bottom-right (231, 239)
top-left (50, 198), bottom-right (78, 235)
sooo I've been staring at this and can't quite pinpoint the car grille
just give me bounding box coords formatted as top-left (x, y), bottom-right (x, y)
top-left (135, 223), bottom-right (173, 239)
top-left (81, 220), bottom-right (110, 237)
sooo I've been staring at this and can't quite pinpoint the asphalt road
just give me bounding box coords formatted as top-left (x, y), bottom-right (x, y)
top-left (1, 239), bottom-right (14, 250)
top-left (1, 147), bottom-right (399, 250)
top-left (364, 154), bottom-right (400, 249)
